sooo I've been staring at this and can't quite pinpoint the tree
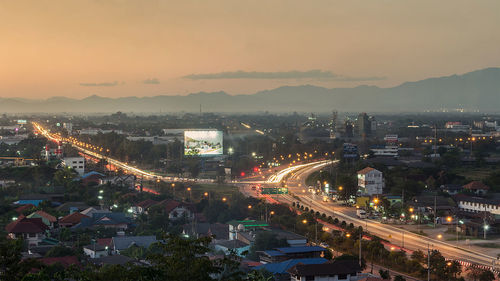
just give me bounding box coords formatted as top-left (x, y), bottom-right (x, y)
top-left (45, 245), bottom-right (77, 257)
top-left (394, 275), bottom-right (406, 281)
top-left (0, 239), bottom-right (41, 281)
top-left (379, 269), bottom-right (390, 279)
top-left (247, 232), bottom-right (289, 261)
top-left (147, 234), bottom-right (220, 281)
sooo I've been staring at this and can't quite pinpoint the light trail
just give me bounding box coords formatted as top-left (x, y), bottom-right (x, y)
top-left (32, 122), bottom-right (214, 184)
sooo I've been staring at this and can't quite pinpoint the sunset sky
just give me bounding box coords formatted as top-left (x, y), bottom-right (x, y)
top-left (1, 0), bottom-right (499, 99)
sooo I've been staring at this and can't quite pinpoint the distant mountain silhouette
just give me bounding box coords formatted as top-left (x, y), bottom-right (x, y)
top-left (1, 67), bottom-right (499, 113)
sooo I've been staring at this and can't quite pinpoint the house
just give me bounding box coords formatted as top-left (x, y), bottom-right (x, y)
top-left (6, 217), bottom-right (49, 246)
top-left (100, 175), bottom-right (136, 189)
top-left (158, 199), bottom-right (195, 221)
top-left (440, 184), bottom-right (463, 195)
top-left (81, 207), bottom-right (110, 217)
top-left (56, 202), bottom-right (90, 214)
top-left (455, 195), bottom-right (500, 215)
top-left (463, 181), bottom-right (490, 196)
top-left (131, 199), bottom-right (159, 215)
top-left (74, 212), bottom-right (133, 230)
top-left (357, 167), bottom-right (384, 196)
top-left (259, 246), bottom-right (327, 264)
top-left (384, 195), bottom-right (402, 206)
top-left (59, 212), bottom-right (89, 228)
top-left (287, 259), bottom-right (362, 281)
top-left (90, 255), bottom-right (137, 266)
top-left (39, 256), bottom-right (81, 268)
top-left (111, 235), bottom-right (158, 254)
top-left (81, 171), bottom-right (105, 186)
top-left (15, 204), bottom-right (36, 214)
top-left (83, 244), bottom-right (109, 258)
top-left (254, 258), bottom-right (327, 280)
top-left (213, 239), bottom-right (250, 256)
top-left (27, 211), bottom-right (57, 229)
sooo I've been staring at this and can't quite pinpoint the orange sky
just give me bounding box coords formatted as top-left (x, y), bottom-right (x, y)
top-left (1, 0), bottom-right (499, 99)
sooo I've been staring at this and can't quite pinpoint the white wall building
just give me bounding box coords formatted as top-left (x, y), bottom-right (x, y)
top-left (457, 197), bottom-right (500, 215)
top-left (62, 157), bottom-right (85, 176)
top-left (357, 167), bottom-right (384, 195)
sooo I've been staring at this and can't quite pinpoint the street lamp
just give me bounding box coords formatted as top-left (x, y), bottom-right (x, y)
top-left (247, 205), bottom-right (252, 209)
top-left (222, 197), bottom-right (227, 202)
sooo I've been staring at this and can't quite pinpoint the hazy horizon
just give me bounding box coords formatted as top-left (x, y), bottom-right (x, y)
top-left (1, 1), bottom-right (499, 99)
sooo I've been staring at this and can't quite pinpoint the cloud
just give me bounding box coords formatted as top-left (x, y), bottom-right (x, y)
top-left (143, 78), bottom-right (160, 84)
top-left (182, 70), bottom-right (386, 81)
top-left (80, 81), bottom-right (119, 87)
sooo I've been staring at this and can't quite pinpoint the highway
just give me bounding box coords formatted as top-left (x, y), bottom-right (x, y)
top-left (241, 159), bottom-right (498, 270)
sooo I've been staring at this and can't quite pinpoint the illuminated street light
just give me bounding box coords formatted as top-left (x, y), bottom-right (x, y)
top-left (346, 233), bottom-right (351, 238)
top-left (437, 234), bottom-right (443, 239)
top-left (222, 197), bottom-right (227, 202)
top-left (248, 205), bottom-right (252, 209)
top-left (302, 219), bottom-right (307, 224)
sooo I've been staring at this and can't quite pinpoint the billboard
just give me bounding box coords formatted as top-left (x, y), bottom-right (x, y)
top-left (184, 130), bottom-right (223, 156)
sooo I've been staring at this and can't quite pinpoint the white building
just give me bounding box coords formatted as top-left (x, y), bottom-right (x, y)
top-left (357, 167), bottom-right (384, 195)
top-left (83, 244), bottom-right (109, 258)
top-left (457, 197), bottom-right (500, 215)
top-left (371, 146), bottom-right (398, 157)
top-left (62, 157), bottom-right (85, 176)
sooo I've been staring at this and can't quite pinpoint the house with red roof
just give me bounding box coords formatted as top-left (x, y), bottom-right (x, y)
top-left (463, 181), bottom-right (490, 195)
top-left (6, 217), bottom-right (49, 246)
top-left (39, 256), bottom-right (81, 268)
top-left (158, 199), bottom-right (195, 221)
top-left (131, 199), bottom-right (159, 215)
top-left (59, 212), bottom-right (89, 228)
top-left (27, 211), bottom-right (57, 229)
top-left (15, 204), bottom-right (35, 215)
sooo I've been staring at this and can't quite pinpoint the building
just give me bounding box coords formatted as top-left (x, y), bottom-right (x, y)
top-left (62, 157), bottom-right (85, 176)
top-left (27, 211), bottom-right (57, 229)
top-left (6, 217), bottom-right (49, 246)
top-left (356, 113), bottom-right (371, 138)
top-left (463, 181), bottom-right (490, 196)
top-left (83, 244), bottom-right (109, 258)
top-left (254, 258), bottom-right (328, 281)
top-left (370, 146), bottom-right (398, 157)
top-left (59, 212), bottom-right (89, 228)
top-left (455, 195), bottom-right (500, 215)
top-left (111, 235), bottom-right (158, 254)
top-left (287, 259), bottom-right (362, 281)
top-left (259, 246), bottom-right (327, 264)
top-left (158, 200), bottom-right (195, 221)
top-left (357, 167), bottom-right (384, 196)
top-left (74, 212), bottom-right (133, 230)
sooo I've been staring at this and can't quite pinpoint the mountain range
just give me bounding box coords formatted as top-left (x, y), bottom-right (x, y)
top-left (1, 68), bottom-right (499, 113)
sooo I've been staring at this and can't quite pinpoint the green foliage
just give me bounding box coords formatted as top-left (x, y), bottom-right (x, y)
top-left (44, 245), bottom-right (77, 257)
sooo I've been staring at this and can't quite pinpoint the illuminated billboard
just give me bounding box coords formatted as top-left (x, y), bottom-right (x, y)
top-left (184, 130), bottom-right (223, 156)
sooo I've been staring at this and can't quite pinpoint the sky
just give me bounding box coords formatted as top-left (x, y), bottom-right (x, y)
top-left (1, 0), bottom-right (499, 99)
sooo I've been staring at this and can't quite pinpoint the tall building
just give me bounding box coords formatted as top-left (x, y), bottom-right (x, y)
top-left (356, 113), bottom-right (371, 138)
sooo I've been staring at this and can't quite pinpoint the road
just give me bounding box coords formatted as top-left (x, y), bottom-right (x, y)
top-left (240, 159), bottom-right (498, 270)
